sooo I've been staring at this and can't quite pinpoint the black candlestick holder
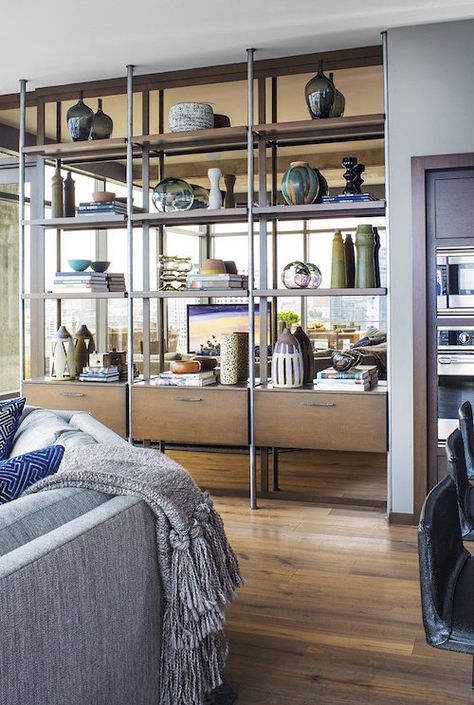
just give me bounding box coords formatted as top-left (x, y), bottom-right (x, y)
top-left (342, 156), bottom-right (365, 195)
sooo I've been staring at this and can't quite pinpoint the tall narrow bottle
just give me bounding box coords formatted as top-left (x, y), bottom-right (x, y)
top-left (331, 229), bottom-right (346, 288)
top-left (51, 168), bottom-right (64, 219)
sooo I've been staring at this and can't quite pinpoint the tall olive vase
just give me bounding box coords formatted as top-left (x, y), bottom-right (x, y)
top-left (293, 326), bottom-right (314, 384)
top-left (281, 161), bottom-right (319, 206)
top-left (51, 168), bottom-right (64, 219)
top-left (355, 225), bottom-right (376, 288)
top-left (271, 328), bottom-right (303, 388)
top-left (331, 230), bottom-right (346, 288)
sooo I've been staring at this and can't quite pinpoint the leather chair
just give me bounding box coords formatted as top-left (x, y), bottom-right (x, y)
top-left (418, 475), bottom-right (474, 688)
top-left (459, 401), bottom-right (474, 480)
top-left (446, 428), bottom-right (474, 541)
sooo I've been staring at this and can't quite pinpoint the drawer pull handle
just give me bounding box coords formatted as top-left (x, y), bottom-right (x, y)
top-left (174, 397), bottom-right (203, 403)
top-left (59, 392), bottom-right (86, 398)
top-left (301, 401), bottom-right (336, 408)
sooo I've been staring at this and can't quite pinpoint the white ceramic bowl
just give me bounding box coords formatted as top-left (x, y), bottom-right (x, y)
top-left (169, 102), bottom-right (214, 133)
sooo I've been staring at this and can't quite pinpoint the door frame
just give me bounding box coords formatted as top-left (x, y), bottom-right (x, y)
top-left (412, 152), bottom-right (474, 520)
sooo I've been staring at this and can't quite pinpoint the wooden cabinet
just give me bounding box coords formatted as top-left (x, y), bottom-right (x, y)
top-left (255, 387), bottom-right (387, 453)
top-left (132, 383), bottom-right (248, 446)
top-left (23, 379), bottom-right (128, 437)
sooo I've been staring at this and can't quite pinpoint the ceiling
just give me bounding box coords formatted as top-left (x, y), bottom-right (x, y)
top-left (1, 0), bottom-right (472, 95)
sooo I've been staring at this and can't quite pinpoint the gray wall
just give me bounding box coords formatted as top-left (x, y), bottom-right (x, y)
top-left (386, 20), bottom-right (474, 514)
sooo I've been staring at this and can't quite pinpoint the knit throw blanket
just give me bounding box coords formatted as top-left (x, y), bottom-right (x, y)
top-left (24, 444), bottom-right (243, 705)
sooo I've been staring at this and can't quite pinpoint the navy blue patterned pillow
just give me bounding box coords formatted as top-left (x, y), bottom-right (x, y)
top-left (0, 445), bottom-right (64, 505)
top-left (0, 397), bottom-right (26, 460)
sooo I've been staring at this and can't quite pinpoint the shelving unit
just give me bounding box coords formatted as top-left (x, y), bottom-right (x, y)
top-left (18, 45), bottom-right (388, 510)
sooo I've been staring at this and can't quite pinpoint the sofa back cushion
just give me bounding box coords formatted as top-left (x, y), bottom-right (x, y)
top-left (0, 487), bottom-right (109, 557)
top-left (10, 409), bottom-right (98, 457)
top-left (0, 398), bottom-right (26, 460)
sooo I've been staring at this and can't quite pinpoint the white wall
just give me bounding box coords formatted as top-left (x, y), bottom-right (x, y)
top-left (386, 20), bottom-right (474, 514)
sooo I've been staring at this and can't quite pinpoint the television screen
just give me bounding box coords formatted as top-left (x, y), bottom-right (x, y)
top-left (187, 303), bottom-right (271, 353)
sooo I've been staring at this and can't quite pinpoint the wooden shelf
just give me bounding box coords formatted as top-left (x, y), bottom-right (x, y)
top-left (133, 126), bottom-right (248, 154)
top-left (23, 292), bottom-right (127, 300)
top-left (132, 290), bottom-right (248, 299)
top-left (255, 287), bottom-right (387, 297)
top-left (254, 201), bottom-right (385, 220)
top-left (23, 137), bottom-right (128, 161)
top-left (24, 376), bottom-right (127, 388)
top-left (254, 114), bottom-right (385, 145)
top-left (132, 208), bottom-right (247, 227)
top-left (256, 382), bottom-right (388, 396)
top-left (23, 215), bottom-right (127, 230)
top-left (134, 379), bottom-right (248, 391)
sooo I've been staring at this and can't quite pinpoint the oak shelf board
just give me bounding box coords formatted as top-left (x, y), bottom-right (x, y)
top-left (254, 201), bottom-right (386, 220)
top-left (22, 292), bottom-right (127, 300)
top-left (23, 215), bottom-right (127, 230)
top-left (256, 382), bottom-right (388, 396)
top-left (23, 136), bottom-right (128, 160)
top-left (23, 376), bottom-right (127, 388)
top-left (132, 207), bottom-right (247, 227)
top-left (255, 287), bottom-right (387, 297)
top-left (132, 289), bottom-right (248, 299)
top-left (133, 125), bottom-right (248, 153)
top-left (134, 379), bottom-right (248, 392)
top-left (254, 113), bottom-right (385, 145)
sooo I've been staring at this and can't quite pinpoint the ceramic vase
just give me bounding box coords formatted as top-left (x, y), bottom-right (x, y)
top-left (373, 227), bottom-right (381, 288)
top-left (313, 168), bottom-right (329, 202)
top-left (293, 326), bottom-right (314, 384)
top-left (355, 225), bottom-right (376, 288)
top-left (190, 184), bottom-right (209, 210)
top-left (329, 72), bottom-right (346, 118)
top-left (306, 262), bottom-right (322, 288)
top-left (90, 99), bottom-right (113, 140)
top-left (282, 261), bottom-right (311, 289)
top-left (220, 333), bottom-right (239, 385)
top-left (208, 168), bottom-right (222, 209)
top-left (51, 326), bottom-right (76, 380)
top-left (331, 230), bottom-right (346, 288)
top-left (73, 324), bottom-right (95, 375)
top-left (64, 171), bottom-right (75, 217)
top-left (51, 168), bottom-right (64, 219)
top-left (169, 102), bottom-right (214, 132)
top-left (224, 174), bottom-right (236, 208)
top-left (152, 177), bottom-right (194, 212)
top-left (304, 61), bottom-right (335, 119)
top-left (66, 91), bottom-right (94, 141)
top-left (344, 233), bottom-right (355, 288)
top-left (233, 331), bottom-right (249, 382)
top-left (271, 328), bottom-right (303, 388)
top-left (281, 161), bottom-right (319, 206)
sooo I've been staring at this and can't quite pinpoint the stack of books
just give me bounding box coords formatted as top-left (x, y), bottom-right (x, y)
top-left (76, 200), bottom-right (127, 217)
top-left (315, 365), bottom-right (378, 392)
top-left (321, 193), bottom-right (377, 204)
top-left (155, 370), bottom-right (217, 387)
top-left (52, 271), bottom-right (108, 293)
top-left (107, 273), bottom-right (126, 292)
top-left (185, 274), bottom-right (248, 290)
top-left (78, 366), bottom-right (120, 383)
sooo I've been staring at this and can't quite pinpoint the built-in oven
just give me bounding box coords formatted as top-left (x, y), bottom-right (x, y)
top-left (437, 249), bottom-right (474, 314)
top-left (437, 326), bottom-right (474, 441)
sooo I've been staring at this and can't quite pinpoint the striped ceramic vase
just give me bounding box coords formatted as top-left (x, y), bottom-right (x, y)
top-left (271, 327), bottom-right (304, 388)
top-left (281, 161), bottom-right (320, 206)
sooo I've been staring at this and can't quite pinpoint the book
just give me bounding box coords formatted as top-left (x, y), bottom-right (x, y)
top-left (55, 271), bottom-right (107, 278)
top-left (159, 370), bottom-right (215, 380)
top-left (315, 378), bottom-right (371, 386)
top-left (78, 375), bottom-right (120, 382)
top-left (155, 377), bottom-right (217, 387)
top-left (314, 381), bottom-right (371, 391)
top-left (316, 365), bottom-right (377, 380)
top-left (321, 193), bottom-right (377, 203)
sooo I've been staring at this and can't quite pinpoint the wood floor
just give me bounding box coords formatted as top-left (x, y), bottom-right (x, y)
top-left (207, 496), bottom-right (473, 705)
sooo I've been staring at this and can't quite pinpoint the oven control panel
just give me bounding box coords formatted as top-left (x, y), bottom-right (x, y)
top-left (438, 328), bottom-right (474, 348)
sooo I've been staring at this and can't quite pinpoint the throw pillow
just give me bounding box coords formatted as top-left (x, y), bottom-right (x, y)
top-left (0, 445), bottom-right (65, 505)
top-left (0, 397), bottom-right (26, 460)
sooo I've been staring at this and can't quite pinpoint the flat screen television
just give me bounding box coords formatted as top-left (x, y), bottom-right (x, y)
top-left (186, 303), bottom-right (271, 354)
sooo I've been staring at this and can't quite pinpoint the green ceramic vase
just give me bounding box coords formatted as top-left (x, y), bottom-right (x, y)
top-left (355, 225), bottom-right (376, 288)
top-left (281, 161), bottom-right (320, 206)
top-left (331, 230), bottom-right (346, 288)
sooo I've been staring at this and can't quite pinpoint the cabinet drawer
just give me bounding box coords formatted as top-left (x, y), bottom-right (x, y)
top-left (132, 386), bottom-right (248, 446)
top-left (23, 382), bottom-right (127, 438)
top-left (255, 389), bottom-right (387, 453)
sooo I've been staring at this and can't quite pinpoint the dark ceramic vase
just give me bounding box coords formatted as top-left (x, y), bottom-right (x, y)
top-left (373, 227), bottom-right (381, 287)
top-left (293, 326), bottom-right (314, 384)
top-left (313, 167), bottom-right (329, 202)
top-left (91, 99), bottom-right (113, 140)
top-left (305, 61), bottom-right (335, 119)
top-left (67, 91), bottom-right (94, 141)
top-left (344, 233), bottom-right (355, 288)
top-left (329, 72), bottom-right (346, 118)
top-left (281, 161), bottom-right (319, 205)
top-left (224, 174), bottom-right (236, 208)
top-left (64, 171), bottom-right (75, 217)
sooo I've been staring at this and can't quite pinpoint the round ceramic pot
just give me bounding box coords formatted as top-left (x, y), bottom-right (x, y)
top-left (305, 62), bottom-right (335, 119)
top-left (152, 178), bottom-right (194, 212)
top-left (281, 162), bottom-right (320, 206)
top-left (306, 262), bottom-right (322, 288)
top-left (66, 92), bottom-right (94, 141)
top-left (282, 261), bottom-right (311, 289)
top-left (90, 99), bottom-right (113, 140)
top-left (169, 102), bottom-right (214, 132)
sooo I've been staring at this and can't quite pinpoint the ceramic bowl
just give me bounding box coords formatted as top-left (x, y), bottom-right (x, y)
top-left (200, 258), bottom-right (226, 275)
top-left (192, 356), bottom-right (217, 371)
top-left (169, 102), bottom-right (214, 133)
top-left (213, 113), bottom-right (231, 128)
top-left (92, 191), bottom-right (116, 203)
top-left (68, 259), bottom-right (91, 272)
top-left (90, 260), bottom-right (110, 273)
top-left (170, 360), bottom-right (201, 374)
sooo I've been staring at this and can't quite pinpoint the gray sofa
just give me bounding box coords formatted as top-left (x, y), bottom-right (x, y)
top-left (0, 408), bottom-right (164, 705)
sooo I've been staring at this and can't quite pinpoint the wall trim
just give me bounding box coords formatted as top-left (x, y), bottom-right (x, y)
top-left (388, 511), bottom-right (415, 525)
